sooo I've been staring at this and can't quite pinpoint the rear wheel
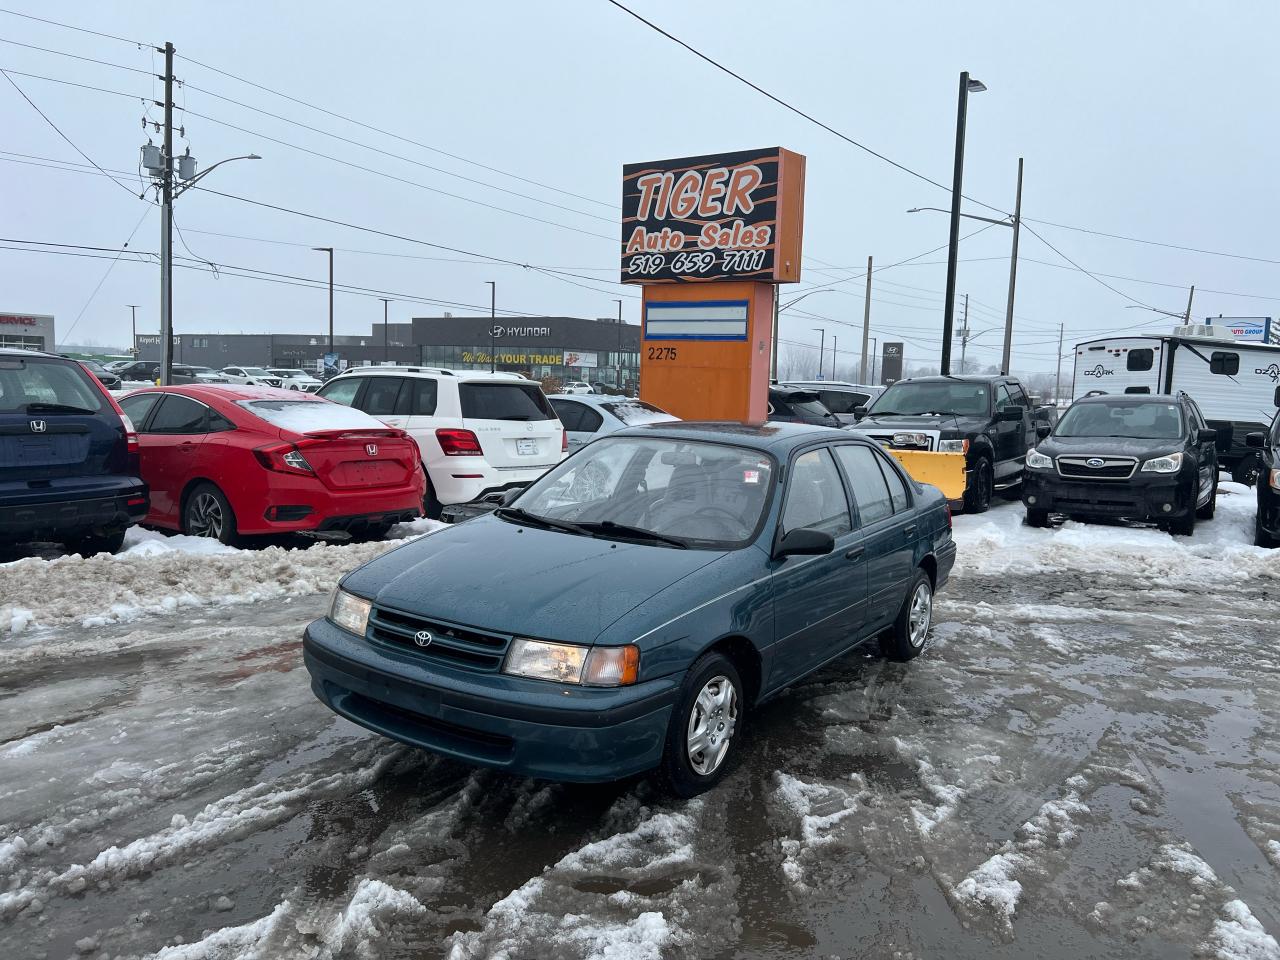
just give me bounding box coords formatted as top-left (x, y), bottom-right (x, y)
top-left (963, 457), bottom-right (993, 514)
top-left (422, 478), bottom-right (444, 521)
top-left (657, 652), bottom-right (743, 798)
top-left (1025, 508), bottom-right (1051, 528)
top-left (63, 528), bottom-right (127, 557)
top-left (183, 483), bottom-right (240, 546)
top-left (882, 569), bottom-right (934, 661)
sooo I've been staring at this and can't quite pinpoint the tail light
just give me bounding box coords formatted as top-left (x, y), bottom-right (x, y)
top-left (562, 429), bottom-right (568, 453)
top-left (80, 361), bottom-right (138, 453)
top-left (253, 442), bottom-right (314, 473)
top-left (436, 428), bottom-right (482, 456)
top-left (945, 503), bottom-right (953, 530)
top-left (121, 413), bottom-right (139, 454)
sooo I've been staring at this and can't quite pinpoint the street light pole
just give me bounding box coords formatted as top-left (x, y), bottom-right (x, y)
top-left (486, 281), bottom-right (496, 373)
top-left (309, 247), bottom-right (334, 355)
top-left (940, 71), bottom-right (985, 376)
top-left (126, 304), bottom-right (140, 357)
top-left (860, 255), bottom-right (872, 383)
top-left (831, 334), bottom-right (837, 381)
top-left (613, 299), bottom-right (623, 390)
top-left (1000, 157), bottom-right (1024, 375)
top-left (812, 328), bottom-right (825, 379)
top-left (380, 298), bottom-right (391, 363)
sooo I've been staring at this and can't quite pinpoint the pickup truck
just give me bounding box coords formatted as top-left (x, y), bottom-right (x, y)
top-left (848, 375), bottom-right (1048, 512)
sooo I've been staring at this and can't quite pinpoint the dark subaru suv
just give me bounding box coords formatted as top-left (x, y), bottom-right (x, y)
top-left (1245, 399), bottom-right (1280, 548)
top-left (1022, 392), bottom-right (1219, 535)
top-left (0, 350), bottom-right (148, 554)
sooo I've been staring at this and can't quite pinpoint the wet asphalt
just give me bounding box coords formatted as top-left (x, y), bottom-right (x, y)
top-left (1, 503), bottom-right (1278, 959)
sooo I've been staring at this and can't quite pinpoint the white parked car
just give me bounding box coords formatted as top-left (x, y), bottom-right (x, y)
top-left (268, 368), bottom-right (323, 392)
top-left (316, 366), bottom-right (566, 517)
top-left (561, 381), bottom-right (594, 395)
top-left (549, 394), bottom-right (679, 451)
top-left (221, 366), bottom-right (283, 388)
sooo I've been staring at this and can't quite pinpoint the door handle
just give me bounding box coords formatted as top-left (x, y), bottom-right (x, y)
top-left (845, 547), bottom-right (865, 561)
top-left (903, 524), bottom-right (917, 536)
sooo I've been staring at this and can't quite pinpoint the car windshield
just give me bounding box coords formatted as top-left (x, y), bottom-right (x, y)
top-left (870, 381), bottom-right (990, 416)
top-left (774, 394), bottom-right (831, 418)
top-left (1056, 401), bottom-right (1184, 439)
top-left (243, 367), bottom-right (271, 376)
top-left (601, 399), bottom-right (675, 425)
top-left (0, 355), bottom-right (104, 413)
top-left (510, 436), bottom-right (774, 548)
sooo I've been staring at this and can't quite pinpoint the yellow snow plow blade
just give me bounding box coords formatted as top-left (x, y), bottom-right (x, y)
top-left (885, 450), bottom-right (969, 501)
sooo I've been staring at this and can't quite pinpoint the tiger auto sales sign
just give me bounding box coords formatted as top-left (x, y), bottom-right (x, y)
top-left (621, 147), bottom-right (805, 284)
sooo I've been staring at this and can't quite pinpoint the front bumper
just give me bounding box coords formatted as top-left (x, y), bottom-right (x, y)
top-left (1022, 469), bottom-right (1191, 520)
top-left (0, 479), bottom-right (148, 540)
top-left (303, 617), bottom-right (678, 782)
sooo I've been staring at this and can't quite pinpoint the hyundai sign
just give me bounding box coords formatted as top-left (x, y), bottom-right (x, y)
top-left (1207, 316), bottom-right (1271, 343)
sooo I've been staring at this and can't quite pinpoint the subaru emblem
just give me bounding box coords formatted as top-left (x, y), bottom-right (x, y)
top-left (1086, 458), bottom-right (1106, 468)
top-left (413, 630), bottom-right (432, 647)
top-left (365, 442), bottom-right (378, 456)
top-left (29, 420), bottom-right (47, 433)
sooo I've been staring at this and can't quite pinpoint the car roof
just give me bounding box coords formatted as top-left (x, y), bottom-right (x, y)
top-left (1074, 392), bottom-right (1181, 405)
top-left (783, 380), bottom-right (881, 391)
top-left (891, 375), bottom-right (1004, 385)
top-left (124, 384), bottom-right (315, 403)
top-left (0, 347), bottom-right (59, 359)
top-left (548, 393), bottom-right (648, 407)
top-left (326, 365), bottom-right (528, 383)
top-left (768, 385), bottom-right (821, 398)
top-left (613, 419), bottom-right (855, 450)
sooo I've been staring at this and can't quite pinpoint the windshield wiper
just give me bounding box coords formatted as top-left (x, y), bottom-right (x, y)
top-left (494, 506), bottom-right (592, 536)
top-left (23, 402), bottom-right (97, 414)
top-left (578, 520), bottom-right (689, 548)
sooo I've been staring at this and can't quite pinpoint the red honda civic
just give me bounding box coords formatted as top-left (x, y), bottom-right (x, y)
top-left (117, 385), bottom-right (425, 544)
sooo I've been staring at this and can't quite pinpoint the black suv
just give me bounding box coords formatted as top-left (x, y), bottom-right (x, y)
top-left (1022, 392), bottom-right (1219, 535)
top-left (767, 386), bottom-right (840, 427)
top-left (1245, 405), bottom-right (1280, 548)
top-left (0, 350), bottom-right (148, 554)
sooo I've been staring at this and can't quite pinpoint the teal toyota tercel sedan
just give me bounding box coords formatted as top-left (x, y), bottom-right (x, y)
top-left (304, 421), bottom-right (956, 796)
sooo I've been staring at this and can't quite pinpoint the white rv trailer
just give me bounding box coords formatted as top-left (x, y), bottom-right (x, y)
top-left (1072, 326), bottom-right (1280, 482)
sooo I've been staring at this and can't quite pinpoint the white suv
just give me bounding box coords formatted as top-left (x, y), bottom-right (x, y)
top-left (268, 368), bottom-right (323, 392)
top-left (316, 366), bottom-right (566, 517)
top-left (222, 366), bottom-right (283, 388)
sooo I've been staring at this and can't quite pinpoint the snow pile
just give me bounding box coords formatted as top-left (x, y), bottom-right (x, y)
top-left (953, 852), bottom-right (1026, 925)
top-left (771, 772), bottom-right (865, 889)
top-left (321, 878), bottom-right (426, 959)
top-left (0, 520), bottom-right (442, 640)
top-left (894, 736), bottom-right (1001, 836)
top-left (1209, 900), bottom-right (1280, 960)
top-left (147, 900), bottom-right (293, 960)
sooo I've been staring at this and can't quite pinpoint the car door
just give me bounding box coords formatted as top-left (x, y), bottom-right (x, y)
top-left (551, 399), bottom-right (602, 450)
top-left (354, 377), bottom-right (407, 427)
top-left (833, 443), bottom-right (916, 629)
top-left (315, 375), bottom-right (364, 409)
top-left (1186, 400), bottom-right (1217, 504)
top-left (992, 384), bottom-right (1025, 474)
top-left (769, 445), bottom-right (867, 686)
top-left (136, 394), bottom-right (213, 526)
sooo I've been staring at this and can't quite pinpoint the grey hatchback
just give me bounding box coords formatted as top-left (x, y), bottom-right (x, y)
top-left (304, 421), bottom-right (956, 796)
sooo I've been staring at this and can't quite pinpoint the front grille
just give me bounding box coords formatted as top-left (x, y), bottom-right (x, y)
top-left (367, 605), bottom-right (510, 672)
top-left (1056, 456), bottom-right (1138, 480)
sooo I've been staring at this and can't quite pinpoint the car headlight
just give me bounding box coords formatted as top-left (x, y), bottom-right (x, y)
top-left (893, 432), bottom-right (929, 448)
top-left (1026, 448), bottom-right (1053, 469)
top-left (1140, 452), bottom-right (1184, 473)
top-left (504, 638), bottom-right (639, 686)
top-left (938, 438), bottom-right (969, 454)
top-left (1271, 468), bottom-right (1280, 491)
top-left (329, 587), bottom-right (372, 636)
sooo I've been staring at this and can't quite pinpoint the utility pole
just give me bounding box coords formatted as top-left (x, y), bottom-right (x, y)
top-left (1000, 157), bottom-right (1023, 375)
top-left (813, 328), bottom-right (825, 379)
top-left (380, 298), bottom-right (391, 363)
top-left (770, 286), bottom-right (780, 381)
top-left (158, 41), bottom-right (175, 386)
top-left (831, 334), bottom-right (837, 381)
top-left (860, 255), bottom-right (872, 383)
top-left (1054, 322), bottom-right (1064, 404)
top-left (126, 304), bottom-right (140, 356)
top-left (959, 294), bottom-right (970, 374)
top-left (486, 281), bottom-right (496, 373)
top-left (614, 299), bottom-right (623, 390)
top-left (1184, 285), bottom-right (1196, 324)
top-left (941, 71), bottom-right (986, 376)
top-left (311, 247), bottom-right (334, 354)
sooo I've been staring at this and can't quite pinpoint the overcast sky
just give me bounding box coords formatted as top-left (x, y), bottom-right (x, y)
top-left (3, 0), bottom-right (1278, 373)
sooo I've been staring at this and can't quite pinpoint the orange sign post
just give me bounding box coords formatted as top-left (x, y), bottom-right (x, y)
top-left (621, 147), bottom-right (806, 424)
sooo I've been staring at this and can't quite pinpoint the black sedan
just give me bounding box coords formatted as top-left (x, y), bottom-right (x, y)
top-left (1022, 392), bottom-right (1219, 535)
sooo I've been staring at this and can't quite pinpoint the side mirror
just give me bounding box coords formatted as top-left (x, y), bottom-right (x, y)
top-left (1036, 424), bottom-right (1052, 440)
top-left (1246, 432), bottom-right (1266, 449)
top-left (500, 487), bottom-right (523, 506)
top-left (852, 405), bottom-right (868, 421)
top-left (774, 527), bottom-right (835, 560)
top-left (1197, 428), bottom-right (1217, 445)
top-left (1274, 385), bottom-right (1280, 408)
top-left (999, 406), bottom-right (1025, 422)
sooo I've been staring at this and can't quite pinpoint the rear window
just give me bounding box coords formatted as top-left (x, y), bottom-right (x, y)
top-left (237, 400), bottom-right (386, 434)
top-left (0, 356), bottom-right (104, 414)
top-left (602, 400), bottom-right (675, 426)
top-left (460, 382), bottom-right (554, 421)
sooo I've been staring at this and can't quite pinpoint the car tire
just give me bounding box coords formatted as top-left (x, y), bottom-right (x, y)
top-left (657, 652), bottom-right (744, 799)
top-left (1196, 474), bottom-right (1218, 520)
top-left (882, 569), bottom-right (934, 662)
top-left (963, 457), bottom-right (994, 514)
top-left (1256, 514), bottom-right (1280, 549)
top-left (1233, 453), bottom-right (1263, 487)
top-left (1168, 508), bottom-right (1196, 537)
top-left (422, 479), bottom-right (444, 521)
top-left (63, 527), bottom-right (127, 557)
top-left (183, 482), bottom-right (240, 546)
top-left (1025, 508), bottom-right (1051, 528)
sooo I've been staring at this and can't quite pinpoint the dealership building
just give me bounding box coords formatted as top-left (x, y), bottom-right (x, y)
top-left (134, 315), bottom-right (641, 387)
top-left (0, 312), bottom-right (56, 352)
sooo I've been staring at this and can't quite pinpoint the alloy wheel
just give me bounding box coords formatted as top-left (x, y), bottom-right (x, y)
top-left (908, 582), bottom-right (933, 648)
top-left (686, 675), bottom-right (738, 776)
top-left (188, 492), bottom-right (224, 539)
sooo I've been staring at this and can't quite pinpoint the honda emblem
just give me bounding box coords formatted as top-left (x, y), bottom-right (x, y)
top-left (29, 420), bottom-right (47, 433)
top-left (365, 443), bottom-right (378, 456)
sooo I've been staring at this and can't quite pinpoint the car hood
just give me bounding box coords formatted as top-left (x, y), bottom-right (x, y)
top-left (1039, 435), bottom-right (1183, 458)
top-left (342, 515), bottom-right (726, 645)
top-left (852, 413), bottom-right (989, 434)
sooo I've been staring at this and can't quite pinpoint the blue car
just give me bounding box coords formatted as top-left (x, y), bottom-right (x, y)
top-left (304, 422), bottom-right (956, 796)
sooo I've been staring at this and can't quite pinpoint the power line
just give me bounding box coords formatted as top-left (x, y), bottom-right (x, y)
top-left (62, 205), bottom-right (154, 341)
top-left (0, 7), bottom-right (148, 47)
top-left (1023, 216), bottom-right (1280, 267)
top-left (0, 35), bottom-right (153, 75)
top-left (1021, 222), bottom-right (1156, 310)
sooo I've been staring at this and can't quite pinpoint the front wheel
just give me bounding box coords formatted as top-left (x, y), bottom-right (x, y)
top-left (1025, 508), bottom-right (1051, 528)
top-left (1168, 508), bottom-right (1196, 537)
top-left (882, 569), bottom-right (934, 662)
top-left (183, 482), bottom-right (240, 546)
top-left (1196, 474), bottom-right (1218, 520)
top-left (963, 457), bottom-right (993, 514)
top-left (657, 652), bottom-right (743, 798)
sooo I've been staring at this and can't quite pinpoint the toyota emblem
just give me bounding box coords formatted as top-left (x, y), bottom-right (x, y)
top-left (1086, 458), bottom-right (1106, 468)
top-left (365, 442), bottom-right (379, 456)
top-left (413, 630), bottom-right (433, 647)
top-left (29, 420), bottom-right (47, 433)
